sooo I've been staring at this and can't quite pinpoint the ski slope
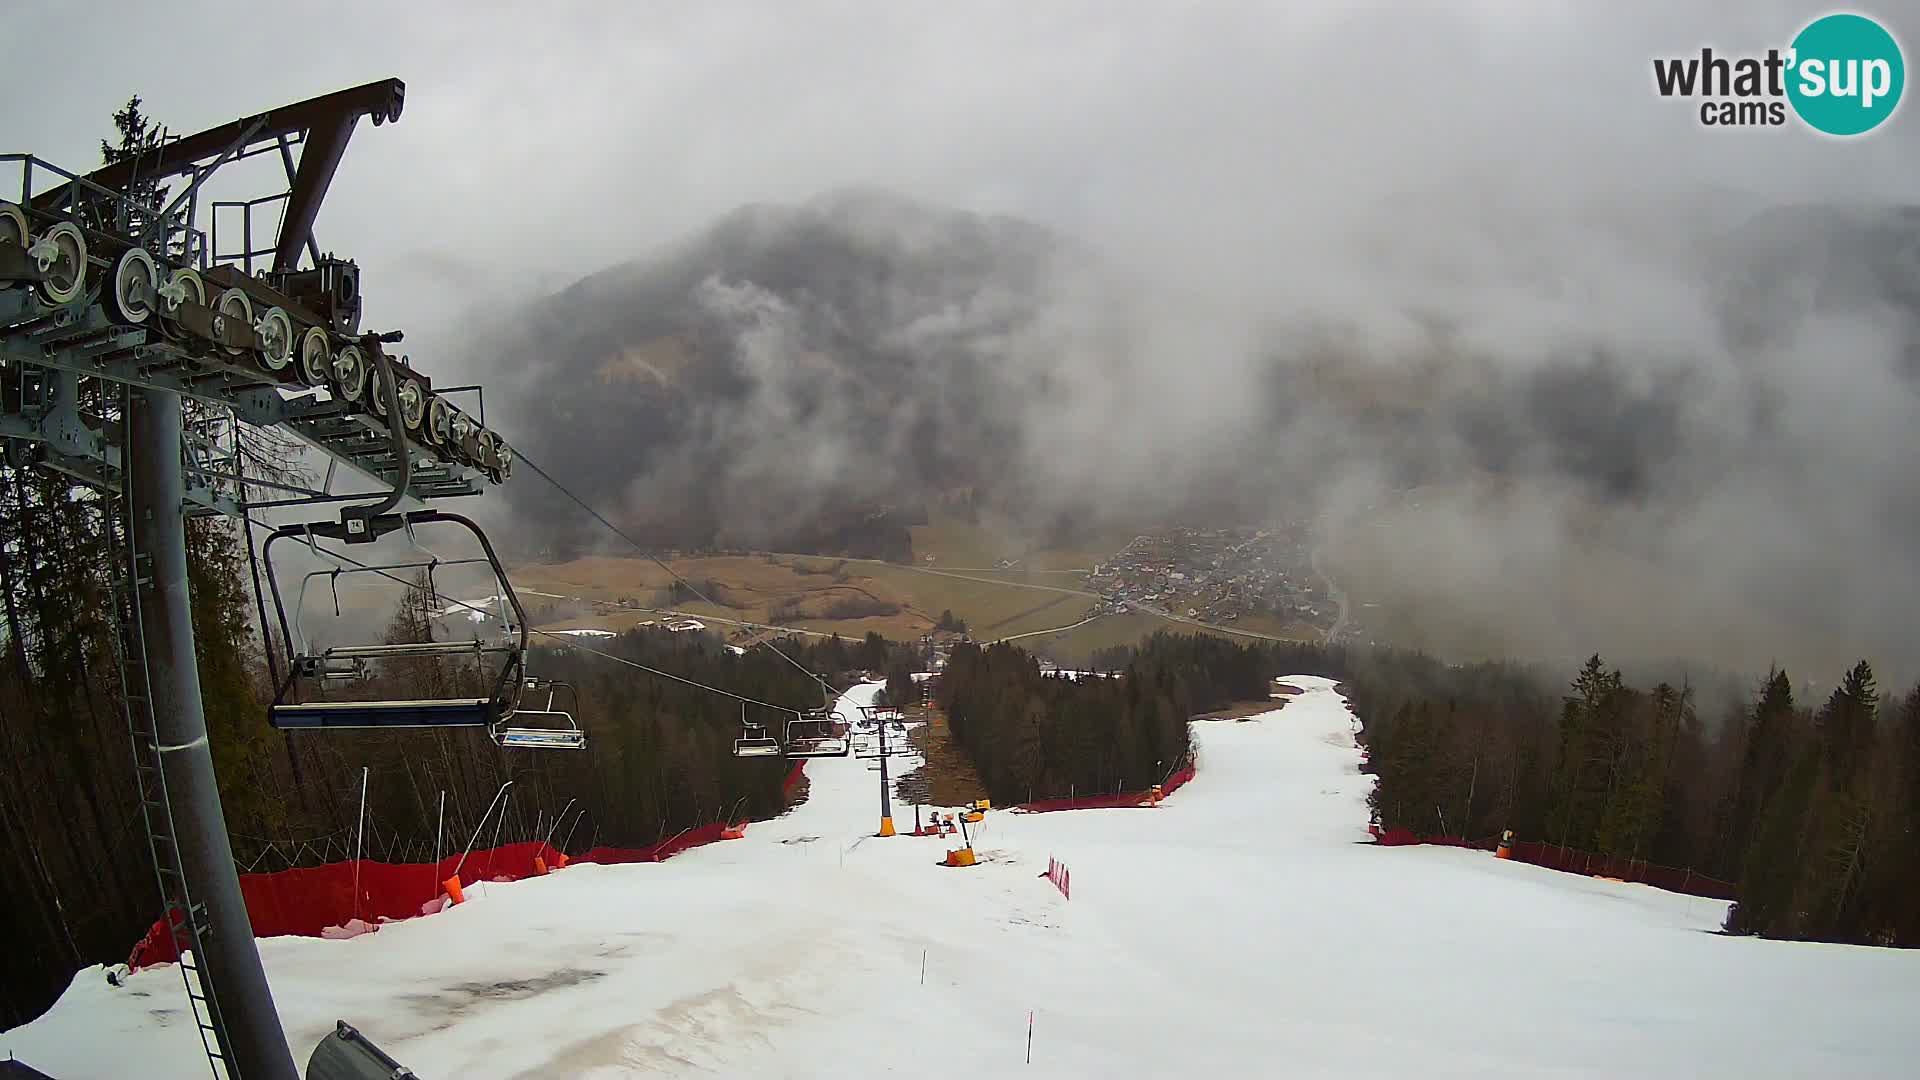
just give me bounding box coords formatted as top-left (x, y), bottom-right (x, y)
top-left (7, 678), bottom-right (1919, 1077)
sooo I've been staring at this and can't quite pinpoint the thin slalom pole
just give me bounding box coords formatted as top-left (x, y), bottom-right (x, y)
top-left (544, 798), bottom-right (577, 856)
top-left (431, 790), bottom-right (445, 891)
top-left (352, 766), bottom-right (368, 923)
top-left (484, 788), bottom-right (512, 882)
top-left (562, 809), bottom-right (591, 856)
top-left (451, 780), bottom-right (515, 883)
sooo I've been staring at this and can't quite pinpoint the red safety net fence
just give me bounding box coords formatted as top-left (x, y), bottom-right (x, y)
top-left (1041, 855), bottom-right (1071, 899)
top-left (1368, 826), bottom-right (1737, 901)
top-left (1015, 759), bottom-right (1197, 813)
top-left (1371, 827), bottom-right (1490, 850)
top-left (130, 761), bottom-right (810, 970)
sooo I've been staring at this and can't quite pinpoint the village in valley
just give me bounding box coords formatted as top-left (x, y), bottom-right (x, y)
top-left (1086, 525), bottom-right (1343, 634)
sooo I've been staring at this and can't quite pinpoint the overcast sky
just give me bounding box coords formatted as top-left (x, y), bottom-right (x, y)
top-left (8, 2), bottom-right (1920, 683)
top-left (6, 1), bottom-right (1916, 350)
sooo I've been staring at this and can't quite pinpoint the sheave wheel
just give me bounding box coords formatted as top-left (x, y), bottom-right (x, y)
top-left (106, 247), bottom-right (158, 325)
top-left (254, 307), bottom-right (295, 371)
top-left (332, 345), bottom-right (369, 404)
top-left (298, 327), bottom-right (332, 387)
top-left (31, 222), bottom-right (87, 305)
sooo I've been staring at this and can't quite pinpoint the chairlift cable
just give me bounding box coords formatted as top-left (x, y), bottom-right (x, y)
top-left (290, 537), bottom-right (809, 717)
top-left (238, 492), bottom-right (283, 692)
top-left (507, 450), bottom-right (843, 702)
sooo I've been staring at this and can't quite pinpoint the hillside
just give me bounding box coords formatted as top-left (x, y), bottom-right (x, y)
top-left (480, 188), bottom-right (1092, 559)
top-left (10, 679), bottom-right (1916, 1077)
top-left (473, 190), bottom-right (1920, 678)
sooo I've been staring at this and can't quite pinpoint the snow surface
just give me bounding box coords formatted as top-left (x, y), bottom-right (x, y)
top-left (7, 678), bottom-right (1919, 1077)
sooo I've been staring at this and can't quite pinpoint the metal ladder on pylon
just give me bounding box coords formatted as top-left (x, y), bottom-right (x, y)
top-left (106, 391), bottom-right (234, 1080)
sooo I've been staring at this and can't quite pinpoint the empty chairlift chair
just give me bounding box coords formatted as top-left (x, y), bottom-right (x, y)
top-left (495, 679), bottom-right (587, 750)
top-left (262, 509), bottom-right (528, 733)
top-left (734, 723), bottom-right (781, 758)
top-left (734, 704), bottom-right (782, 758)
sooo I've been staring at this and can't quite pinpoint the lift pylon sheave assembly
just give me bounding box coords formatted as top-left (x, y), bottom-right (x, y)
top-left (1, 77), bottom-right (515, 512)
top-left (2, 78), bottom-right (534, 1080)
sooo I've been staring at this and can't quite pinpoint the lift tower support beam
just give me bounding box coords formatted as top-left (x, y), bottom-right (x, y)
top-left (128, 386), bottom-right (299, 1080)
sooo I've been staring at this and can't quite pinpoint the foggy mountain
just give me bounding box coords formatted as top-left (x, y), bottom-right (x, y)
top-left (471, 187), bottom-right (1920, 681)
top-left (479, 188), bottom-right (1080, 559)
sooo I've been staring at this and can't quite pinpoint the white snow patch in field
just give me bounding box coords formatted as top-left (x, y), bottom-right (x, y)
top-left (6, 678), bottom-right (1918, 1077)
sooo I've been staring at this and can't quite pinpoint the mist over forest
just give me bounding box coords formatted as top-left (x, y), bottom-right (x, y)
top-left (464, 185), bottom-right (1920, 686)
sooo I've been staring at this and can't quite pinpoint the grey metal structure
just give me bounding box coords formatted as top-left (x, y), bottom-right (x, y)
top-left (855, 704), bottom-right (908, 831)
top-left (1, 79), bottom-right (521, 1080)
top-left (303, 1022), bottom-right (416, 1080)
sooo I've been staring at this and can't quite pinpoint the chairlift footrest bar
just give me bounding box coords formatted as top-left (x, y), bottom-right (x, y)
top-left (269, 699), bottom-right (497, 729)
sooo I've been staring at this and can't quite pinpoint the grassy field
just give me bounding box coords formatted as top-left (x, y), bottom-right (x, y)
top-left (790, 558), bottom-right (1097, 638)
top-left (1019, 612), bottom-right (1167, 666)
top-left (512, 552), bottom-right (1103, 644)
top-left (906, 513), bottom-right (1131, 572)
top-left (509, 525), bottom-right (1323, 659)
top-left (973, 591), bottom-right (1090, 638)
top-left (1020, 609), bottom-right (1326, 667)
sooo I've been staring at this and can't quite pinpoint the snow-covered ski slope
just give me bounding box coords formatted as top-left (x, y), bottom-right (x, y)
top-left (7, 678), bottom-right (1918, 1077)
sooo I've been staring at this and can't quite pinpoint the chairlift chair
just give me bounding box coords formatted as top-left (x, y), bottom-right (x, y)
top-left (734, 703), bottom-right (781, 758)
top-left (734, 723), bottom-right (781, 758)
top-left (263, 509), bottom-right (528, 733)
top-left (782, 708), bottom-right (850, 758)
top-left (495, 678), bottom-right (587, 750)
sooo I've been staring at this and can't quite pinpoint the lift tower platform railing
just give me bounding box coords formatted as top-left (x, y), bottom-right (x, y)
top-left (1, 78), bottom-right (521, 1080)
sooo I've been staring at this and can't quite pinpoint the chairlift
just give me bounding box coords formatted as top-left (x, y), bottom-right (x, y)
top-left (734, 723), bottom-right (781, 758)
top-left (782, 708), bottom-right (850, 758)
top-left (495, 679), bottom-right (587, 750)
top-left (262, 509), bottom-right (527, 733)
top-left (734, 704), bottom-right (781, 758)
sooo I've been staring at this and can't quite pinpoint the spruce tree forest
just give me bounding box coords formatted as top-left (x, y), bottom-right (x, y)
top-left (1043, 633), bottom-right (1920, 949)
top-left (934, 641), bottom-right (1194, 805)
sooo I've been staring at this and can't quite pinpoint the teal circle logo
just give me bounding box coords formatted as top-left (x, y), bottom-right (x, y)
top-left (1787, 14), bottom-right (1905, 135)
